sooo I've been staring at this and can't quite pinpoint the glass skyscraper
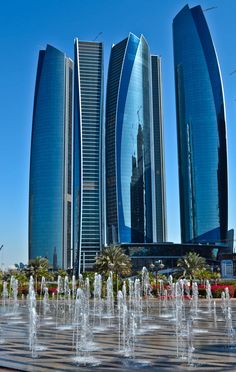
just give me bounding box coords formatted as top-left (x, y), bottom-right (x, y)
top-left (73, 39), bottom-right (103, 273)
top-left (173, 5), bottom-right (228, 244)
top-left (29, 45), bottom-right (73, 268)
top-left (106, 33), bottom-right (166, 245)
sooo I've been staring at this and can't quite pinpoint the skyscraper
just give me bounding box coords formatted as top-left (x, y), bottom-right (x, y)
top-left (151, 55), bottom-right (167, 242)
top-left (29, 45), bottom-right (73, 268)
top-left (106, 33), bottom-right (156, 244)
top-left (173, 5), bottom-right (228, 244)
top-left (73, 39), bottom-right (103, 273)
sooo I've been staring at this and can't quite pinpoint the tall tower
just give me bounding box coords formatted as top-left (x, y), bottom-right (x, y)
top-left (105, 33), bottom-right (154, 244)
top-left (151, 55), bottom-right (167, 242)
top-left (73, 39), bottom-right (103, 274)
top-left (173, 5), bottom-right (228, 243)
top-left (29, 45), bottom-right (73, 268)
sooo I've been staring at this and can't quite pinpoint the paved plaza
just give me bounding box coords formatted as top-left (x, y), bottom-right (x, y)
top-left (0, 299), bottom-right (235, 371)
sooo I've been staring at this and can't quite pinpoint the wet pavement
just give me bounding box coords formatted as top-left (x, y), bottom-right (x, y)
top-left (0, 299), bottom-right (235, 371)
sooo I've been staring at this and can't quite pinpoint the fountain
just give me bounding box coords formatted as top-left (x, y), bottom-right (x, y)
top-left (28, 276), bottom-right (38, 358)
top-left (223, 288), bottom-right (235, 348)
top-left (187, 318), bottom-right (194, 365)
top-left (0, 271), bottom-right (235, 371)
top-left (72, 274), bottom-right (76, 299)
top-left (122, 280), bottom-right (127, 307)
top-left (40, 276), bottom-right (46, 299)
top-left (78, 273), bottom-right (84, 288)
top-left (118, 287), bottom-right (136, 358)
top-left (8, 276), bottom-right (19, 313)
top-left (57, 275), bottom-right (63, 298)
top-left (93, 273), bottom-right (102, 326)
top-left (174, 279), bottom-right (196, 364)
top-left (206, 280), bottom-right (212, 312)
top-left (106, 272), bottom-right (114, 320)
top-left (64, 275), bottom-right (70, 298)
top-left (134, 279), bottom-right (142, 327)
top-left (191, 281), bottom-right (199, 317)
top-left (117, 290), bottom-right (123, 351)
top-left (43, 287), bottom-right (50, 315)
top-left (213, 300), bottom-right (217, 326)
top-left (141, 267), bottom-right (152, 317)
top-left (158, 279), bottom-right (164, 297)
top-left (175, 280), bottom-right (184, 358)
top-left (73, 287), bottom-right (98, 366)
top-left (2, 281), bottom-right (8, 310)
top-left (128, 278), bottom-right (134, 310)
top-left (183, 279), bottom-right (190, 298)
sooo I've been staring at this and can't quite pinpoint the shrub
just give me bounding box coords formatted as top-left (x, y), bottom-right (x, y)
top-left (16, 285), bottom-right (28, 296)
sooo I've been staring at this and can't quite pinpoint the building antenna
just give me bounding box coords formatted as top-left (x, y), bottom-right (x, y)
top-left (93, 32), bottom-right (103, 41)
top-left (203, 6), bottom-right (218, 12)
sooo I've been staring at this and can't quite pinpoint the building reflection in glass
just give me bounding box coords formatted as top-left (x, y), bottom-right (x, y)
top-left (106, 33), bottom-right (153, 244)
top-left (131, 123), bottom-right (144, 242)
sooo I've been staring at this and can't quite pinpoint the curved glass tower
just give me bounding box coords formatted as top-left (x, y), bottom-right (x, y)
top-left (173, 5), bottom-right (228, 243)
top-left (106, 33), bottom-right (154, 244)
top-left (29, 45), bottom-right (73, 268)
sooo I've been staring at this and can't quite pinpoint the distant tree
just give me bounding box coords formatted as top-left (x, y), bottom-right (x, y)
top-left (193, 268), bottom-right (221, 282)
top-left (29, 256), bottom-right (49, 271)
top-left (14, 271), bottom-right (28, 286)
top-left (57, 268), bottom-right (67, 278)
top-left (95, 245), bottom-right (132, 277)
top-left (177, 252), bottom-right (206, 279)
top-left (28, 256), bottom-right (50, 289)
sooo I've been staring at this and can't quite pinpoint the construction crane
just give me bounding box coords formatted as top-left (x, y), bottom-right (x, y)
top-left (203, 6), bottom-right (218, 12)
top-left (93, 32), bottom-right (103, 41)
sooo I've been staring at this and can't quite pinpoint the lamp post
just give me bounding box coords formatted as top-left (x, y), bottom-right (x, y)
top-left (150, 260), bottom-right (164, 297)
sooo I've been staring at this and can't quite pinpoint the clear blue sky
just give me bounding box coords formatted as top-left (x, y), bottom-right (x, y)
top-left (0, 0), bottom-right (235, 268)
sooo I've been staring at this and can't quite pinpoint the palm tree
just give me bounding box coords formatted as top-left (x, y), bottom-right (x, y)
top-left (177, 252), bottom-right (206, 279)
top-left (29, 256), bottom-right (49, 271)
top-left (28, 256), bottom-right (50, 290)
top-left (95, 245), bottom-right (132, 277)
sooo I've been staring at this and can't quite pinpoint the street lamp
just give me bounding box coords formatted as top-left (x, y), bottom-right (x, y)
top-left (150, 260), bottom-right (164, 297)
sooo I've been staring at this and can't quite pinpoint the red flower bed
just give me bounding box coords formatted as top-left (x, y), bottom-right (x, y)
top-left (151, 283), bottom-right (236, 299)
top-left (212, 284), bottom-right (235, 298)
top-left (198, 284), bottom-right (235, 298)
top-left (48, 287), bottom-right (57, 295)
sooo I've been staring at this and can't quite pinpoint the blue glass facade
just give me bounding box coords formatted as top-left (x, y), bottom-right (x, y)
top-left (73, 40), bottom-right (103, 273)
top-left (173, 5), bottom-right (228, 243)
top-left (151, 56), bottom-right (167, 242)
top-left (106, 33), bottom-right (153, 244)
top-left (29, 45), bottom-right (73, 268)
